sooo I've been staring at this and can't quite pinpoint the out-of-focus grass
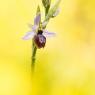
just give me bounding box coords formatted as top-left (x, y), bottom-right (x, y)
top-left (0, 0), bottom-right (95, 95)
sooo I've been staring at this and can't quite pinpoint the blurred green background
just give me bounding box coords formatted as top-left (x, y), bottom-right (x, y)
top-left (0, 0), bottom-right (95, 95)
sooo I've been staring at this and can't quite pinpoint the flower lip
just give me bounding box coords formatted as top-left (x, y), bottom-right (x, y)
top-left (33, 34), bottom-right (46, 48)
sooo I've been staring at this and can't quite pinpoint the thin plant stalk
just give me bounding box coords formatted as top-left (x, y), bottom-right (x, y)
top-left (32, 41), bottom-right (37, 72)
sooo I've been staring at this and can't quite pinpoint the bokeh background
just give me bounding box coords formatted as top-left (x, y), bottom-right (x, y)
top-left (0, 0), bottom-right (95, 95)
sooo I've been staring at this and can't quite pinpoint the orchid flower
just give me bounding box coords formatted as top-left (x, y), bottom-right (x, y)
top-left (23, 13), bottom-right (55, 48)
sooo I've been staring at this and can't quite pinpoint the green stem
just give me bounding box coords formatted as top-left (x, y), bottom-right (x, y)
top-left (32, 41), bottom-right (37, 72)
top-left (45, 7), bottom-right (49, 17)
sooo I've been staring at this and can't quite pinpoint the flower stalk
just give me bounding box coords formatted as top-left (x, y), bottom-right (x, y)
top-left (32, 41), bottom-right (37, 72)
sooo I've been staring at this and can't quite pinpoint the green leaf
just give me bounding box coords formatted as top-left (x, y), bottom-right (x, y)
top-left (42, 0), bottom-right (51, 16)
top-left (45, 0), bottom-right (61, 21)
top-left (42, 0), bottom-right (51, 8)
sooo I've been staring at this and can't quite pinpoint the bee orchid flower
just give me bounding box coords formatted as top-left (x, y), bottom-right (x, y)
top-left (23, 13), bottom-right (55, 49)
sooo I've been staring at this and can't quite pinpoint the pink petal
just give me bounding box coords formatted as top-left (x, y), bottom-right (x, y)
top-left (22, 31), bottom-right (36, 40)
top-left (28, 24), bottom-right (38, 31)
top-left (32, 25), bottom-right (38, 31)
top-left (43, 30), bottom-right (56, 37)
top-left (34, 13), bottom-right (41, 25)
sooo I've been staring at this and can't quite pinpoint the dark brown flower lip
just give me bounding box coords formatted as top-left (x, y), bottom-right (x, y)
top-left (33, 34), bottom-right (46, 49)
